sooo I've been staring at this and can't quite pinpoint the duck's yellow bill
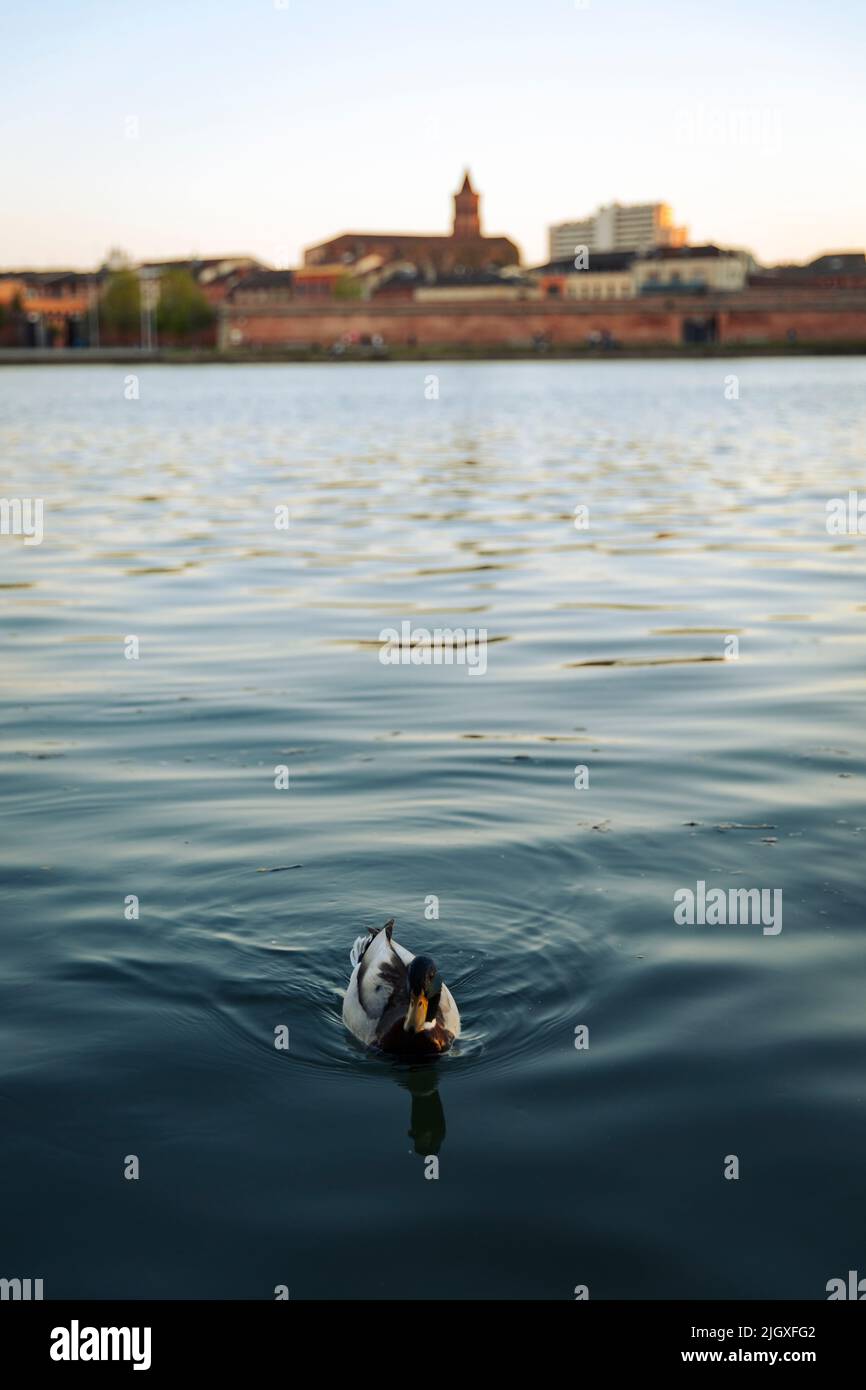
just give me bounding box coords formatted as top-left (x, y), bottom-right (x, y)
top-left (404, 991), bottom-right (429, 1034)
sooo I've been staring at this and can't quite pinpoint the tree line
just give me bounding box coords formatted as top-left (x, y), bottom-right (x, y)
top-left (100, 268), bottom-right (215, 342)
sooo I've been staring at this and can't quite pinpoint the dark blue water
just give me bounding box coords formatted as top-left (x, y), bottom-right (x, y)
top-left (1, 360), bottom-right (864, 1299)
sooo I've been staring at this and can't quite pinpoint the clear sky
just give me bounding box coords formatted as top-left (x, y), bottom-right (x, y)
top-left (2, 0), bottom-right (864, 270)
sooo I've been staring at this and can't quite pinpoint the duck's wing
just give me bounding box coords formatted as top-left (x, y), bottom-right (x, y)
top-left (356, 922), bottom-right (411, 1016)
top-left (342, 920), bottom-right (413, 1044)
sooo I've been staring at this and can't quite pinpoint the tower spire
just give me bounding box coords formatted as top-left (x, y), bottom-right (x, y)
top-left (453, 169), bottom-right (481, 239)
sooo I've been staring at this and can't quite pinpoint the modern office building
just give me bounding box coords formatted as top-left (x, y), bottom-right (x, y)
top-left (549, 202), bottom-right (687, 261)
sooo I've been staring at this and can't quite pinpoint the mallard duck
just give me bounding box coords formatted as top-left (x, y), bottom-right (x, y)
top-left (342, 919), bottom-right (460, 1055)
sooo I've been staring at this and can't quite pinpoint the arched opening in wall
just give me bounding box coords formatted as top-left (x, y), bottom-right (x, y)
top-left (682, 314), bottom-right (718, 344)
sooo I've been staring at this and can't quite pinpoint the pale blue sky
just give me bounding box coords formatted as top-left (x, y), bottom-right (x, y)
top-left (2, 0), bottom-right (864, 269)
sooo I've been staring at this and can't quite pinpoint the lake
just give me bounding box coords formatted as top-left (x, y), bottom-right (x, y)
top-left (1, 359), bottom-right (864, 1299)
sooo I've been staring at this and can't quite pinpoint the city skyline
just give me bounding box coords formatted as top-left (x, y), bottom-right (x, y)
top-left (2, 0), bottom-right (865, 271)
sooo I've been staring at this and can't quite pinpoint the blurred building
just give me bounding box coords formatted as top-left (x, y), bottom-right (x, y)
top-left (303, 171), bottom-right (520, 277)
top-left (749, 251), bottom-right (866, 291)
top-left (293, 265), bottom-right (353, 298)
top-left (532, 251), bottom-right (636, 300)
top-left (229, 269), bottom-right (295, 306)
top-left (0, 270), bottom-right (94, 346)
top-left (531, 244), bottom-right (751, 300)
top-left (413, 269), bottom-right (536, 303)
top-left (633, 245), bottom-right (752, 294)
top-left (549, 202), bottom-right (687, 260)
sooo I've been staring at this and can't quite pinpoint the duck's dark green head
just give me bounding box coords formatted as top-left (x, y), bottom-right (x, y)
top-left (404, 955), bottom-right (442, 1034)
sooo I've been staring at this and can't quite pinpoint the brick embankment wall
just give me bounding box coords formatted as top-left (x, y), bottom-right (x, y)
top-left (717, 306), bottom-right (866, 344)
top-left (220, 294), bottom-right (866, 350)
top-left (221, 302), bottom-right (681, 349)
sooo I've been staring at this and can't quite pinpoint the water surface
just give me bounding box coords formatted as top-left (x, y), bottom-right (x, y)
top-left (1, 360), bottom-right (864, 1299)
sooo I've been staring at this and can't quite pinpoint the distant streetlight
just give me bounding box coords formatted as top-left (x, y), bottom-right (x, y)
top-left (28, 311), bottom-right (45, 348)
top-left (138, 272), bottom-right (159, 352)
top-left (88, 281), bottom-right (100, 349)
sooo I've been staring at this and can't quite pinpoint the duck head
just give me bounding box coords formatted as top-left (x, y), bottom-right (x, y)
top-left (404, 955), bottom-right (442, 1034)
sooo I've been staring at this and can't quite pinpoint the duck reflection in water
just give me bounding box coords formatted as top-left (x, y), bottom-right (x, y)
top-left (396, 1065), bottom-right (447, 1155)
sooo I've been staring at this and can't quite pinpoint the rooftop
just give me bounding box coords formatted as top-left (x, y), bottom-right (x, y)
top-left (531, 252), bottom-right (636, 275)
top-left (234, 269), bottom-right (295, 291)
top-left (808, 252), bottom-right (866, 273)
top-left (641, 244), bottom-right (737, 261)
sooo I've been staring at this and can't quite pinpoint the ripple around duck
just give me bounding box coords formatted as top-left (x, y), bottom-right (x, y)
top-left (191, 841), bottom-right (610, 1088)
